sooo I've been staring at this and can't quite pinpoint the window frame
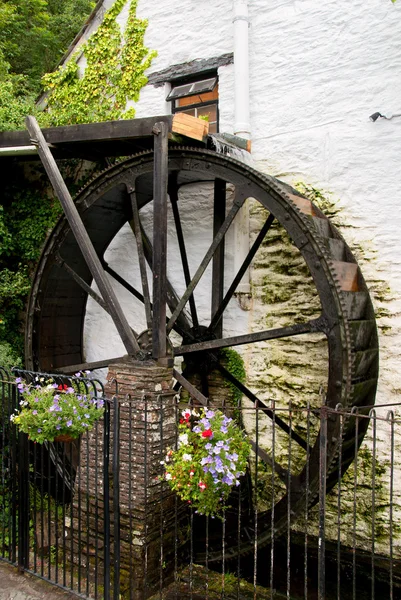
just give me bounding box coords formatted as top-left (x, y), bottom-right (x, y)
top-left (168, 72), bottom-right (219, 133)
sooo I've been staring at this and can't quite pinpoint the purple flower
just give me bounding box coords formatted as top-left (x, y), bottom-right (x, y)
top-left (220, 425), bottom-right (228, 434)
top-left (52, 383), bottom-right (58, 389)
top-left (32, 410), bottom-right (38, 415)
top-left (37, 428), bottom-right (42, 433)
top-left (53, 394), bottom-right (60, 401)
top-left (15, 377), bottom-right (22, 383)
top-left (66, 420), bottom-right (72, 427)
top-left (84, 413), bottom-right (90, 419)
top-left (206, 410), bottom-right (215, 419)
top-left (56, 425), bottom-right (61, 430)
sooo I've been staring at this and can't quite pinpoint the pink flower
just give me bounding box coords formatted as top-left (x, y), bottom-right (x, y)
top-left (198, 481), bottom-right (207, 491)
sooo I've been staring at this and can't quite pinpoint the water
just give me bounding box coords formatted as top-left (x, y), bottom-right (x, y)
top-left (208, 133), bottom-right (254, 166)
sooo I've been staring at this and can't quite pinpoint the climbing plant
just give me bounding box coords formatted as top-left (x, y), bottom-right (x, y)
top-left (0, 0), bottom-right (157, 365)
top-left (41, 0), bottom-right (157, 126)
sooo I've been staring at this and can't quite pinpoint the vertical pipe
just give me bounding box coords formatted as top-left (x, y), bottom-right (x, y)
top-left (233, 0), bottom-right (251, 296)
top-left (152, 122), bottom-right (169, 362)
top-left (233, 0), bottom-right (251, 140)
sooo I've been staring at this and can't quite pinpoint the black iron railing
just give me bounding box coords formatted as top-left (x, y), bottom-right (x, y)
top-left (0, 366), bottom-right (399, 599)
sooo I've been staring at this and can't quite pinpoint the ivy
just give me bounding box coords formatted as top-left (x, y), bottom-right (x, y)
top-left (41, 0), bottom-right (157, 126)
top-left (220, 348), bottom-right (246, 407)
top-left (0, 1), bottom-right (156, 366)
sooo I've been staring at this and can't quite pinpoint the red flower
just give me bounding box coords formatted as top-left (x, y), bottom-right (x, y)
top-left (57, 384), bottom-right (68, 391)
top-left (202, 429), bottom-right (213, 438)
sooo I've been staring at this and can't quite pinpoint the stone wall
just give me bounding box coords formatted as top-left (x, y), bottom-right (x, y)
top-left (68, 359), bottom-right (187, 599)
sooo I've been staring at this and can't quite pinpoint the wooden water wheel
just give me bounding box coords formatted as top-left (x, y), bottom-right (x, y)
top-left (24, 119), bottom-right (379, 561)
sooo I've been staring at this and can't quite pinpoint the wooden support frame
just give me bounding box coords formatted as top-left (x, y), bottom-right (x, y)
top-left (25, 116), bottom-right (142, 357)
top-left (152, 122), bottom-right (169, 364)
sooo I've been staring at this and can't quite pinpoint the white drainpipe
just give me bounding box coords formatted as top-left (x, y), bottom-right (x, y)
top-left (233, 0), bottom-right (251, 141)
top-left (233, 0), bottom-right (251, 299)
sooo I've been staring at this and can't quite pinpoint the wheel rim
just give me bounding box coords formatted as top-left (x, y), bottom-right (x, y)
top-left (26, 148), bottom-right (379, 558)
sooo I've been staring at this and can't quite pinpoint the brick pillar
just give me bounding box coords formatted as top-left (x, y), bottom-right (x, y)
top-left (71, 358), bottom-right (186, 599)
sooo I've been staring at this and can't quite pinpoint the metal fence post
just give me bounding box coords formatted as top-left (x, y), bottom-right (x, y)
top-left (17, 429), bottom-right (30, 571)
top-left (318, 407), bottom-right (328, 599)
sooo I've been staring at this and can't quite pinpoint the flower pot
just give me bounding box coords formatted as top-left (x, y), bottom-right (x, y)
top-left (54, 434), bottom-right (76, 443)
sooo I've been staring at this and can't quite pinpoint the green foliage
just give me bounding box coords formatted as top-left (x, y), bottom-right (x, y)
top-left (12, 376), bottom-right (105, 444)
top-left (0, 165), bottom-right (64, 359)
top-left (220, 348), bottom-right (246, 406)
top-left (164, 408), bottom-right (251, 517)
top-left (0, 342), bottom-right (22, 370)
top-left (42, 0), bottom-right (157, 125)
top-left (0, 51), bottom-right (38, 132)
top-left (0, 0), bottom-right (94, 96)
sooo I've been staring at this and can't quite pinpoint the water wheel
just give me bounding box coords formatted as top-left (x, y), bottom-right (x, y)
top-left (25, 147), bottom-right (379, 560)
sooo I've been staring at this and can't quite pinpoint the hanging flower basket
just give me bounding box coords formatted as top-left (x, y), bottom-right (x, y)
top-left (162, 408), bottom-right (251, 517)
top-left (10, 377), bottom-right (104, 444)
top-left (54, 433), bottom-right (76, 443)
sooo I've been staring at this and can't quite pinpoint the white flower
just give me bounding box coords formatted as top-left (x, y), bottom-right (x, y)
top-left (160, 460), bottom-right (165, 465)
top-left (9, 414), bottom-right (15, 422)
top-left (182, 453), bottom-right (192, 462)
top-left (182, 409), bottom-right (191, 419)
top-left (178, 433), bottom-right (189, 446)
top-left (191, 409), bottom-right (200, 417)
top-left (165, 473), bottom-right (172, 480)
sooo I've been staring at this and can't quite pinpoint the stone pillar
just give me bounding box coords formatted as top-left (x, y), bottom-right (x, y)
top-left (69, 358), bottom-right (186, 599)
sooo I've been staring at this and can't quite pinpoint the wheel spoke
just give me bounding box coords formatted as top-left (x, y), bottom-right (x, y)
top-left (174, 318), bottom-right (324, 355)
top-left (168, 172), bottom-right (200, 331)
top-left (129, 186), bottom-right (152, 330)
top-left (103, 260), bottom-right (188, 338)
top-left (209, 212), bottom-right (274, 333)
top-left (58, 256), bottom-right (110, 313)
top-left (133, 221), bottom-right (194, 336)
top-left (56, 357), bottom-right (125, 374)
top-left (173, 368), bottom-right (208, 406)
top-left (213, 360), bottom-right (309, 451)
top-left (211, 178), bottom-right (226, 338)
top-left (167, 185), bottom-right (248, 334)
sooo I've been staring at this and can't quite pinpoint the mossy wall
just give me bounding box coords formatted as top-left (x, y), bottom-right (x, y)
top-left (240, 180), bottom-right (401, 556)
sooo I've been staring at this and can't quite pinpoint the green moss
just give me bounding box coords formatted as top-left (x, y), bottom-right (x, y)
top-left (219, 347), bottom-right (246, 407)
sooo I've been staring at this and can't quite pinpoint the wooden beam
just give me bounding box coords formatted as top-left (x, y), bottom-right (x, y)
top-left (0, 115), bottom-right (173, 149)
top-left (152, 121), bottom-right (169, 363)
top-left (25, 116), bottom-right (142, 357)
top-left (172, 113), bottom-right (209, 141)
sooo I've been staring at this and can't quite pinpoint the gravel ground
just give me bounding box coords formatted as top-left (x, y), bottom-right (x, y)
top-left (0, 561), bottom-right (77, 600)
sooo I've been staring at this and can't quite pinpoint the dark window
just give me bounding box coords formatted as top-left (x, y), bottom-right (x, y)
top-left (167, 75), bottom-right (219, 133)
